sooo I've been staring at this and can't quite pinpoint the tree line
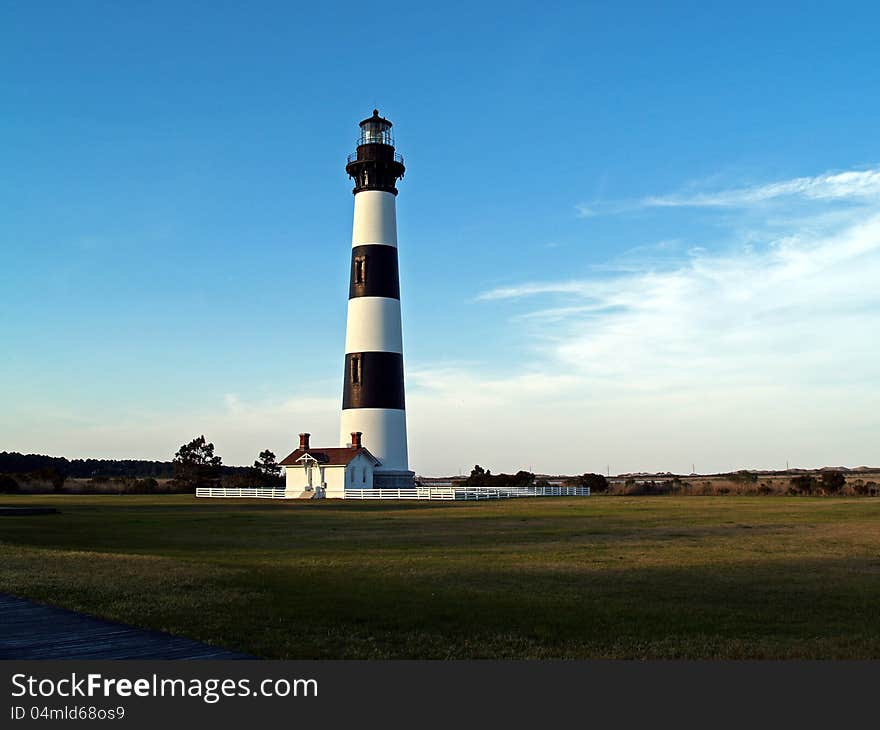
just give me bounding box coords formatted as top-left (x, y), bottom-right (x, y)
top-left (462, 465), bottom-right (609, 492)
top-left (0, 437), bottom-right (283, 494)
top-left (0, 450), bottom-right (254, 479)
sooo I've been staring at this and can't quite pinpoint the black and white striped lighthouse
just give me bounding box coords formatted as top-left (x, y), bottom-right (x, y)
top-left (341, 110), bottom-right (414, 488)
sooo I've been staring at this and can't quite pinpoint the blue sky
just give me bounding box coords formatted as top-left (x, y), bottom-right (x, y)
top-left (2, 1), bottom-right (879, 474)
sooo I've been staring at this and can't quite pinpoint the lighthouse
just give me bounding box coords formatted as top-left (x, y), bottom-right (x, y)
top-left (340, 110), bottom-right (414, 488)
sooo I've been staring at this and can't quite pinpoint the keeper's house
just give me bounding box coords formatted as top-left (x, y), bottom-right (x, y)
top-left (279, 432), bottom-right (379, 499)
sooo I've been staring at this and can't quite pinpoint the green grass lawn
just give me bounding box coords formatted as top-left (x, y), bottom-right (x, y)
top-left (2, 494), bottom-right (879, 658)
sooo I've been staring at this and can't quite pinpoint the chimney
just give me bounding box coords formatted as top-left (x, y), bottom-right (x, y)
top-left (350, 431), bottom-right (362, 449)
top-left (299, 433), bottom-right (310, 450)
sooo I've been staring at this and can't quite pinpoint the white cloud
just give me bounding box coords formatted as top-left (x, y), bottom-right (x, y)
top-left (477, 280), bottom-right (593, 301)
top-left (574, 168), bottom-right (880, 218)
top-left (643, 168), bottom-right (880, 208)
top-left (548, 214), bottom-right (880, 385)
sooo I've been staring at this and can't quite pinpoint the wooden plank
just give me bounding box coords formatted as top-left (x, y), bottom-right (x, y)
top-left (0, 507), bottom-right (58, 515)
top-left (0, 593), bottom-right (252, 659)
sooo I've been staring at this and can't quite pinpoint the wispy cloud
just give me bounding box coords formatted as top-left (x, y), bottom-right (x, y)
top-left (481, 216), bottom-right (880, 382)
top-left (643, 168), bottom-right (880, 209)
top-left (575, 167), bottom-right (880, 218)
top-left (555, 215), bottom-right (880, 381)
top-left (575, 203), bottom-right (598, 218)
top-left (477, 280), bottom-right (592, 301)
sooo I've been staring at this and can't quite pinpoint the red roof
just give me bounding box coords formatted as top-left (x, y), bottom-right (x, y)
top-left (278, 447), bottom-right (379, 467)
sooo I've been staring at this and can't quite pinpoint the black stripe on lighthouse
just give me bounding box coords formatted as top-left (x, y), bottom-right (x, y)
top-left (342, 352), bottom-right (405, 410)
top-left (349, 244), bottom-right (400, 300)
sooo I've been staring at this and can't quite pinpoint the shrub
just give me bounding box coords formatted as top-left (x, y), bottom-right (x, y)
top-left (29, 467), bottom-right (66, 492)
top-left (791, 475), bottom-right (815, 495)
top-left (80, 476), bottom-right (161, 494)
top-left (464, 466), bottom-right (535, 489)
top-left (119, 477), bottom-right (159, 494)
top-left (0, 474), bottom-right (19, 493)
top-left (757, 483), bottom-right (773, 495)
top-left (568, 473), bottom-right (609, 493)
top-left (223, 471), bottom-right (263, 490)
top-left (820, 471), bottom-right (846, 495)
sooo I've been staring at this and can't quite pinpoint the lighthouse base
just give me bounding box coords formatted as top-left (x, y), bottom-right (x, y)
top-left (373, 470), bottom-right (416, 489)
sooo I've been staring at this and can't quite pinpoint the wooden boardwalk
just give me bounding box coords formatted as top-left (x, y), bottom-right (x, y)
top-left (0, 506), bottom-right (58, 515)
top-left (0, 593), bottom-right (252, 659)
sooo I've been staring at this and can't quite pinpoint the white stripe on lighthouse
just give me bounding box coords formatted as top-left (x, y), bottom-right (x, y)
top-left (340, 408), bottom-right (409, 470)
top-left (344, 297), bottom-right (403, 354)
top-left (352, 190), bottom-right (397, 247)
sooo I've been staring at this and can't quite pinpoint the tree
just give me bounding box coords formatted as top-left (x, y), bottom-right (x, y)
top-left (464, 465), bottom-right (491, 487)
top-left (791, 475), bottom-right (815, 495)
top-left (172, 435), bottom-right (222, 492)
top-left (0, 474), bottom-right (18, 493)
top-left (820, 470), bottom-right (846, 495)
top-left (730, 470), bottom-right (758, 484)
top-left (463, 466), bottom-right (533, 489)
top-left (34, 467), bottom-right (66, 492)
top-left (253, 449), bottom-right (282, 487)
top-left (567, 473), bottom-right (609, 493)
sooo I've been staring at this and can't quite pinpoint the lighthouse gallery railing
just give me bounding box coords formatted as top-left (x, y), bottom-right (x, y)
top-left (347, 151), bottom-right (404, 165)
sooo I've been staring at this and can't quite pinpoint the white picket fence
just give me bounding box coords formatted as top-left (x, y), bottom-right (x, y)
top-left (344, 485), bottom-right (590, 501)
top-left (195, 485), bottom-right (590, 501)
top-left (345, 487), bottom-right (455, 500)
top-left (195, 487), bottom-right (287, 499)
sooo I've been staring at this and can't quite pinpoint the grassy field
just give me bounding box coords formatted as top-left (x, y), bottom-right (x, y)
top-left (1, 494), bottom-right (879, 659)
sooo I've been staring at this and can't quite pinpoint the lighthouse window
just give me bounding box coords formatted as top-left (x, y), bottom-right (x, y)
top-left (354, 256), bottom-right (366, 284)
top-left (351, 355), bottom-right (362, 385)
